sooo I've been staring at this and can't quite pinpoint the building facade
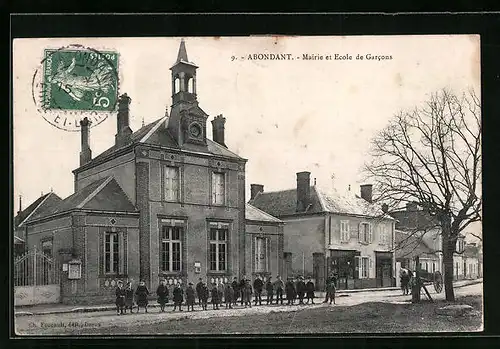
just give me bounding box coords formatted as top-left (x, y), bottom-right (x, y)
top-left (249, 172), bottom-right (396, 291)
top-left (392, 203), bottom-right (482, 282)
top-left (20, 40), bottom-right (284, 304)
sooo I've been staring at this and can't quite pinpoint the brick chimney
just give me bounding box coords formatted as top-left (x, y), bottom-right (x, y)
top-left (211, 114), bottom-right (226, 147)
top-left (115, 93), bottom-right (133, 146)
top-left (360, 184), bottom-right (373, 203)
top-left (250, 184), bottom-right (264, 200)
top-left (80, 117), bottom-right (92, 166)
top-left (296, 171), bottom-right (311, 212)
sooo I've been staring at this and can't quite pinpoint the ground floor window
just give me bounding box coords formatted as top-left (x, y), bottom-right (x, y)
top-left (254, 236), bottom-right (270, 273)
top-left (104, 232), bottom-right (120, 274)
top-left (160, 226), bottom-right (182, 272)
top-left (358, 256), bottom-right (369, 279)
top-left (209, 228), bottom-right (228, 272)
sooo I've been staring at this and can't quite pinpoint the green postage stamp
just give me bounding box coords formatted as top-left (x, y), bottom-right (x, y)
top-left (41, 48), bottom-right (119, 112)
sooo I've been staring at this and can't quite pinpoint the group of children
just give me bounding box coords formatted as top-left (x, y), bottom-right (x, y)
top-left (114, 274), bottom-right (337, 315)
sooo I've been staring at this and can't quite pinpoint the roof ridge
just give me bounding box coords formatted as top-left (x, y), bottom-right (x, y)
top-left (139, 116), bottom-right (168, 143)
top-left (313, 185), bottom-right (328, 212)
top-left (246, 203), bottom-right (282, 222)
top-left (76, 176), bottom-right (113, 209)
top-left (18, 192), bottom-right (53, 228)
top-left (206, 138), bottom-right (243, 159)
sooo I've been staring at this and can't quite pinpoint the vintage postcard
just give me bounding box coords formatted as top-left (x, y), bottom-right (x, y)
top-left (13, 36), bottom-right (482, 335)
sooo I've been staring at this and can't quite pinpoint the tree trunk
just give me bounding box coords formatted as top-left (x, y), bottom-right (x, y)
top-left (442, 248), bottom-right (455, 301)
top-left (441, 220), bottom-right (456, 301)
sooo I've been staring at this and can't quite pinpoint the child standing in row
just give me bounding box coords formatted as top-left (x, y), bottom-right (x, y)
top-left (186, 282), bottom-right (196, 311)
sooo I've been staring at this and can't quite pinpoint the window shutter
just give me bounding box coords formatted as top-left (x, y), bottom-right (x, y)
top-left (165, 167), bottom-right (171, 200)
top-left (120, 231), bottom-right (124, 275)
top-left (252, 236), bottom-right (256, 273)
top-left (355, 256), bottom-right (360, 279)
top-left (346, 222), bottom-right (350, 240)
top-left (358, 223), bottom-right (362, 242)
top-left (172, 168), bottom-right (179, 200)
top-left (266, 238), bottom-right (270, 272)
top-left (369, 224), bottom-right (373, 243)
top-left (212, 173), bottom-right (217, 203)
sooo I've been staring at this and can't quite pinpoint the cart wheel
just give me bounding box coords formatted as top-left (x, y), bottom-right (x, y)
top-left (433, 271), bottom-right (443, 293)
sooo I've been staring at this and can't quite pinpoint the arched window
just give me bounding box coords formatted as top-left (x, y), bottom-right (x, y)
top-left (187, 77), bottom-right (194, 93)
top-left (174, 77), bottom-right (180, 93)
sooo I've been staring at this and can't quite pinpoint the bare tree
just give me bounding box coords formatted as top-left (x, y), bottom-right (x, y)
top-left (364, 88), bottom-right (481, 301)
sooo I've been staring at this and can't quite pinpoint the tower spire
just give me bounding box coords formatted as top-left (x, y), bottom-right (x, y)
top-left (176, 39), bottom-right (188, 63)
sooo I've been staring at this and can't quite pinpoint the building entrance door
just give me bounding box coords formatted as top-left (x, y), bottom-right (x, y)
top-left (375, 251), bottom-right (393, 288)
top-left (328, 250), bottom-right (360, 290)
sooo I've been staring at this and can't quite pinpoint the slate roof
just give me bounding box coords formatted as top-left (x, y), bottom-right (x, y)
top-left (250, 185), bottom-right (392, 219)
top-left (245, 203), bottom-right (283, 223)
top-left (391, 209), bottom-right (439, 231)
top-left (77, 116), bottom-right (244, 172)
top-left (395, 230), bottom-right (436, 260)
top-left (15, 192), bottom-right (63, 229)
top-left (463, 244), bottom-right (480, 258)
top-left (25, 177), bottom-right (137, 223)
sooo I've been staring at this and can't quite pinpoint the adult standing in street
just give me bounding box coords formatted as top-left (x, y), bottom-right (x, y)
top-left (265, 276), bottom-right (274, 305)
top-left (253, 274), bottom-right (264, 306)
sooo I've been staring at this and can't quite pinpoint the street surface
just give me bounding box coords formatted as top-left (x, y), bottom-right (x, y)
top-left (15, 282), bottom-right (482, 335)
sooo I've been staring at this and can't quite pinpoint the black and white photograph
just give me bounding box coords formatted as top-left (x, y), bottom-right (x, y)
top-left (12, 35), bottom-right (482, 335)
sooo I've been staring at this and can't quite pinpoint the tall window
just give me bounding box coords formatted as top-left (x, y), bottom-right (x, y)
top-left (254, 237), bottom-right (269, 272)
top-left (340, 220), bottom-right (350, 242)
top-left (209, 228), bottom-right (227, 271)
top-left (359, 223), bottom-right (372, 244)
top-left (212, 172), bottom-right (225, 205)
top-left (359, 257), bottom-right (369, 278)
top-left (379, 224), bottom-right (388, 245)
top-left (105, 232), bottom-right (120, 274)
top-left (161, 226), bottom-right (182, 272)
top-left (164, 166), bottom-right (180, 201)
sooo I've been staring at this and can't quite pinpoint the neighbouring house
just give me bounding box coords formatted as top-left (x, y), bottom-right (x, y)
top-left (245, 203), bottom-right (284, 282)
top-left (249, 172), bottom-right (396, 291)
top-left (13, 192), bottom-right (63, 257)
top-left (391, 202), bottom-right (482, 281)
top-left (19, 40), bottom-right (267, 305)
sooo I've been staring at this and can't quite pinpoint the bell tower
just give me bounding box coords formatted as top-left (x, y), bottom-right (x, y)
top-left (167, 39), bottom-right (208, 151)
top-left (170, 39), bottom-right (198, 106)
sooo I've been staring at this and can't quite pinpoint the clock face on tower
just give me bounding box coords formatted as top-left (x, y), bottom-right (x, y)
top-left (189, 123), bottom-right (202, 138)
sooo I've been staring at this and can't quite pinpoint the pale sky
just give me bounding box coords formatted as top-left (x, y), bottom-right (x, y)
top-left (13, 35), bottom-right (481, 237)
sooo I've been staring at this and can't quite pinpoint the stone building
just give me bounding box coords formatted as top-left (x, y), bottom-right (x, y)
top-left (249, 172), bottom-right (396, 291)
top-left (19, 40), bottom-right (283, 304)
top-left (391, 203), bottom-right (482, 281)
